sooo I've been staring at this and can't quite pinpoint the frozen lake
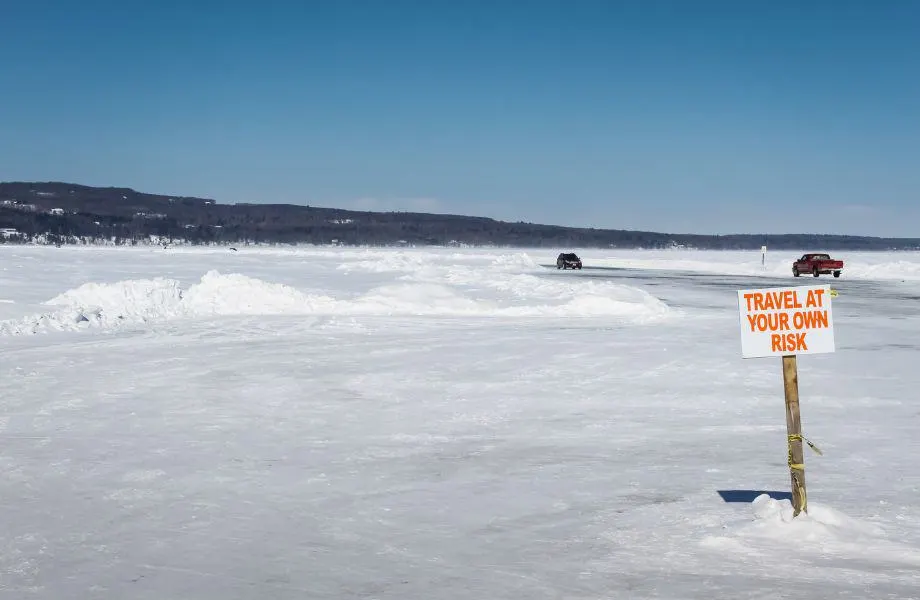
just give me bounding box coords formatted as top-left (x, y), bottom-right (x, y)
top-left (2, 245), bottom-right (920, 599)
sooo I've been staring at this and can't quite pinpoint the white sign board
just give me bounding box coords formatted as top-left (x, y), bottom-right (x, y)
top-left (738, 285), bottom-right (835, 358)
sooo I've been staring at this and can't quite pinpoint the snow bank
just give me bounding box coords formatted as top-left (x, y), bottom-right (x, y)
top-left (334, 247), bottom-right (920, 285)
top-left (336, 250), bottom-right (540, 274)
top-left (844, 259), bottom-right (920, 282)
top-left (0, 268), bottom-right (672, 335)
top-left (586, 251), bottom-right (920, 282)
top-left (333, 250), bottom-right (669, 319)
top-left (350, 281), bottom-right (670, 320)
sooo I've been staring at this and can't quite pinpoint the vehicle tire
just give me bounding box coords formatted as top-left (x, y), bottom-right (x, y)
top-left (793, 267), bottom-right (799, 277)
top-left (833, 271), bottom-right (840, 278)
top-left (813, 267), bottom-right (819, 277)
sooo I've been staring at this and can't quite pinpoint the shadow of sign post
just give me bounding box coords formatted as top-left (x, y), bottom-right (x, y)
top-left (717, 490), bottom-right (793, 503)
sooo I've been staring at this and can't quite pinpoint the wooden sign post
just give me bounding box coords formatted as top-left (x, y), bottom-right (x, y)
top-left (738, 285), bottom-right (836, 516)
top-left (782, 355), bottom-right (806, 515)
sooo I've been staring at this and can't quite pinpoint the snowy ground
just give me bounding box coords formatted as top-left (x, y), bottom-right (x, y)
top-left (2, 245), bottom-right (920, 599)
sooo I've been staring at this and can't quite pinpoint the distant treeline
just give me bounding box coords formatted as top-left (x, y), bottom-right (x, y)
top-left (1, 181), bottom-right (918, 250)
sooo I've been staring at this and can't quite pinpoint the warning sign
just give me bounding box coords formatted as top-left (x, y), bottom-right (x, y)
top-left (738, 285), bottom-right (835, 358)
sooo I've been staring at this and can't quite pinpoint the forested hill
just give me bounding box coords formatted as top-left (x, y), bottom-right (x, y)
top-left (1, 181), bottom-right (917, 250)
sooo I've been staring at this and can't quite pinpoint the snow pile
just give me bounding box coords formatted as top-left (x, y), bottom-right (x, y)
top-left (701, 494), bottom-right (920, 569)
top-left (181, 271), bottom-right (338, 315)
top-left (475, 272), bottom-right (624, 300)
top-left (349, 257), bottom-right (673, 321)
top-left (46, 277), bottom-right (186, 322)
top-left (336, 253), bottom-right (430, 274)
top-left (428, 265), bottom-right (674, 320)
top-left (353, 283), bottom-right (488, 315)
top-left (0, 278), bottom-right (187, 334)
top-left (489, 252), bottom-right (540, 270)
top-left (0, 268), bottom-right (672, 335)
top-left (351, 281), bottom-right (671, 320)
top-left (0, 272), bottom-right (336, 335)
top-left (544, 293), bottom-right (670, 320)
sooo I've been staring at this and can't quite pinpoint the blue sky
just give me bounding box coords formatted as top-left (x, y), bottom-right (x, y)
top-left (2, 0), bottom-right (918, 236)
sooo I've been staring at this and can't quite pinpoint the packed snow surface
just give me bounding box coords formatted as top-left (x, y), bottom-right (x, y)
top-left (2, 245), bottom-right (920, 599)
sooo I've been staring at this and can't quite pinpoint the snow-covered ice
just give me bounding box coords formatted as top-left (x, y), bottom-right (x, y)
top-left (2, 245), bottom-right (920, 599)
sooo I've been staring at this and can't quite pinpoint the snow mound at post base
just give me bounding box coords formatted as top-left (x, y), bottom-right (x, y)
top-left (0, 269), bottom-right (672, 335)
top-left (748, 493), bottom-right (886, 537)
top-left (700, 494), bottom-right (920, 570)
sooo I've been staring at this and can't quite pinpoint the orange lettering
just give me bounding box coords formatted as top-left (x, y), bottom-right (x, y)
top-left (750, 313), bottom-right (786, 332)
top-left (771, 332), bottom-right (809, 353)
top-left (768, 313), bottom-right (781, 331)
top-left (815, 310), bottom-right (828, 328)
top-left (792, 310), bottom-right (829, 329)
top-left (746, 289), bottom-right (810, 314)
top-left (763, 292), bottom-right (777, 310)
top-left (779, 313), bottom-right (789, 330)
top-left (771, 334), bottom-right (783, 352)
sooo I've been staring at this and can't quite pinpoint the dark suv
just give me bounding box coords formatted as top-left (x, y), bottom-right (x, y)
top-left (556, 252), bottom-right (583, 269)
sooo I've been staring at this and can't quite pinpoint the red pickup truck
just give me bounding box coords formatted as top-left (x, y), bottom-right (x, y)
top-left (792, 253), bottom-right (844, 278)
